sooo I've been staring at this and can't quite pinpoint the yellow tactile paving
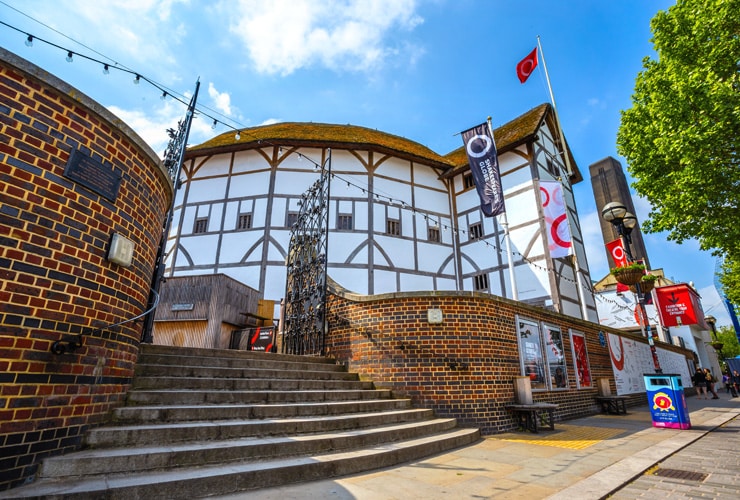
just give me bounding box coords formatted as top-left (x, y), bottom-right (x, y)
top-left (496, 424), bottom-right (626, 450)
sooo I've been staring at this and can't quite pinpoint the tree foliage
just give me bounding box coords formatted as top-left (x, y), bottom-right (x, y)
top-left (617, 0), bottom-right (740, 303)
top-left (716, 325), bottom-right (740, 360)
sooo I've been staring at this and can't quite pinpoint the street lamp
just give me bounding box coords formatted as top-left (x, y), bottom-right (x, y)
top-left (601, 201), bottom-right (662, 373)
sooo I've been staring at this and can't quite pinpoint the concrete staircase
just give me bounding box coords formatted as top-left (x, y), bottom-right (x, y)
top-left (5, 344), bottom-right (479, 499)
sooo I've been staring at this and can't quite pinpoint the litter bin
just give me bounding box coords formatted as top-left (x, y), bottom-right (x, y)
top-left (643, 374), bottom-right (691, 429)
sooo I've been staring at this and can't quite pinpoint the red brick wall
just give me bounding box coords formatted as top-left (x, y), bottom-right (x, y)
top-left (326, 290), bottom-right (689, 435)
top-left (0, 49), bottom-right (170, 490)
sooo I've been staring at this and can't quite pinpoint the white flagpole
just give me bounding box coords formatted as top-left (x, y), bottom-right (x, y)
top-left (537, 36), bottom-right (589, 320)
top-left (487, 116), bottom-right (518, 300)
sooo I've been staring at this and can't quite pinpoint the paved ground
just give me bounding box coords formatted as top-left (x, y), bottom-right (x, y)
top-left (218, 394), bottom-right (740, 499)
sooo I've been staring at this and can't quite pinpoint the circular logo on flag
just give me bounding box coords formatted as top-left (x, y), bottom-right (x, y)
top-left (465, 134), bottom-right (492, 158)
top-left (610, 245), bottom-right (626, 263)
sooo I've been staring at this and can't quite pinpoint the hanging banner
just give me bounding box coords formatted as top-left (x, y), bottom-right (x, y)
top-left (540, 181), bottom-right (572, 258)
top-left (461, 123), bottom-right (505, 217)
top-left (654, 284), bottom-right (707, 328)
top-left (606, 239), bottom-right (628, 268)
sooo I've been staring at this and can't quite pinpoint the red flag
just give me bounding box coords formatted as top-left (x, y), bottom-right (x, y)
top-left (605, 239), bottom-right (628, 268)
top-left (516, 47), bottom-right (538, 83)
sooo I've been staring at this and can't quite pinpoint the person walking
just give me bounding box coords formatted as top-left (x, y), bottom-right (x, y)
top-left (727, 372), bottom-right (739, 397)
top-left (704, 368), bottom-right (719, 399)
top-left (732, 370), bottom-right (740, 397)
top-left (693, 367), bottom-right (709, 399)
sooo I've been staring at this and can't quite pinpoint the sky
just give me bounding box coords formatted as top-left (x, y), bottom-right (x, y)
top-left (0, 0), bottom-right (733, 328)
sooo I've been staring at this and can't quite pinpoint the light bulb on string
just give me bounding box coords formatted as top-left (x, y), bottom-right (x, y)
top-left (133, 74), bottom-right (140, 84)
top-left (235, 131), bottom-right (241, 141)
top-left (161, 91), bottom-right (167, 100)
top-left (211, 119), bottom-right (217, 129)
top-left (25, 35), bottom-right (33, 47)
top-left (102, 64), bottom-right (110, 75)
top-left (66, 51), bottom-right (74, 62)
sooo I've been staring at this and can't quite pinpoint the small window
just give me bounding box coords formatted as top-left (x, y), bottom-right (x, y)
top-left (463, 172), bottom-right (475, 189)
top-left (237, 213), bottom-right (252, 230)
top-left (286, 212), bottom-right (299, 228)
top-left (193, 217), bottom-right (208, 234)
top-left (386, 218), bottom-right (400, 236)
top-left (473, 273), bottom-right (488, 291)
top-left (469, 222), bottom-right (483, 240)
top-left (337, 214), bottom-right (353, 231)
top-left (428, 226), bottom-right (440, 242)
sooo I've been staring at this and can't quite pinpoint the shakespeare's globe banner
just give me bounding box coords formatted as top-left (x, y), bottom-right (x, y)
top-left (540, 181), bottom-right (572, 258)
top-left (461, 123), bottom-right (505, 217)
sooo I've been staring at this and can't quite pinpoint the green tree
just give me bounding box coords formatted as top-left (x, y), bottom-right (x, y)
top-left (617, 0), bottom-right (740, 303)
top-left (717, 325), bottom-right (740, 360)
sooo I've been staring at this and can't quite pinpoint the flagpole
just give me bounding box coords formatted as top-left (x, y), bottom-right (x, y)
top-left (537, 37), bottom-right (590, 319)
top-left (487, 116), bottom-right (518, 301)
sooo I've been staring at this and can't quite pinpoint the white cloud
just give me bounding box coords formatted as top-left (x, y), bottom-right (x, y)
top-left (208, 82), bottom-right (233, 116)
top-left (226, 0), bottom-right (423, 75)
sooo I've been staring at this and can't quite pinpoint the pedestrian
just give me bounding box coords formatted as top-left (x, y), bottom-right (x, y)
top-left (723, 372), bottom-right (732, 394)
top-left (732, 370), bottom-right (740, 397)
top-left (693, 367), bottom-right (708, 399)
top-left (728, 372), bottom-right (739, 397)
top-left (704, 368), bottom-right (719, 399)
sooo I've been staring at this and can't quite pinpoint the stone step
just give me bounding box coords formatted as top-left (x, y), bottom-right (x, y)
top-left (112, 398), bottom-right (415, 424)
top-left (85, 408), bottom-right (434, 448)
top-left (41, 418), bottom-right (459, 478)
top-left (6, 429), bottom-right (480, 499)
top-left (134, 363), bottom-right (360, 381)
top-left (137, 352), bottom-right (344, 373)
top-left (139, 344), bottom-right (338, 367)
top-left (131, 375), bottom-right (373, 391)
top-left (125, 388), bottom-right (393, 406)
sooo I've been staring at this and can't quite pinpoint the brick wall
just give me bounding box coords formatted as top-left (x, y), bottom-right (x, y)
top-left (326, 289), bottom-right (689, 435)
top-left (0, 49), bottom-right (170, 490)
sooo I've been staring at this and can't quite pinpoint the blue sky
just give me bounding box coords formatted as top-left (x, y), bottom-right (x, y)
top-left (0, 0), bottom-right (732, 327)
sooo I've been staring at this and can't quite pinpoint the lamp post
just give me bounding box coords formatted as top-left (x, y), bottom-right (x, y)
top-left (601, 201), bottom-right (662, 373)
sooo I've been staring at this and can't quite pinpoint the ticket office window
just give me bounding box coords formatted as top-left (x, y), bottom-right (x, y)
top-left (517, 317), bottom-right (548, 391)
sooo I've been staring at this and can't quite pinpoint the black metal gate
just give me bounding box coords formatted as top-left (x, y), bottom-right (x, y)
top-left (282, 151), bottom-right (331, 355)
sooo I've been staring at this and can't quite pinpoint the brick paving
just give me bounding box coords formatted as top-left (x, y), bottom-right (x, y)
top-left (610, 415), bottom-right (740, 499)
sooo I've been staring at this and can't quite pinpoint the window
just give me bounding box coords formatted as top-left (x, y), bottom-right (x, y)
top-left (428, 226), bottom-right (440, 242)
top-left (386, 218), bottom-right (400, 236)
top-left (543, 324), bottom-right (568, 389)
top-left (473, 273), bottom-right (488, 291)
top-left (463, 172), bottom-right (475, 189)
top-left (518, 318), bottom-right (547, 390)
top-left (337, 214), bottom-right (353, 231)
top-left (237, 213), bottom-right (252, 230)
top-left (286, 212), bottom-right (299, 228)
top-left (193, 217), bottom-right (208, 234)
top-left (469, 222), bottom-right (483, 240)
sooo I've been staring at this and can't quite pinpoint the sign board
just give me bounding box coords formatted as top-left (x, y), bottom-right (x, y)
top-left (64, 148), bottom-right (122, 201)
top-left (654, 284), bottom-right (706, 328)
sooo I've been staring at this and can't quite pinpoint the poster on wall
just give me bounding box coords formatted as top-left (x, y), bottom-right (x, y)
top-left (608, 333), bottom-right (693, 395)
top-left (570, 330), bottom-right (592, 388)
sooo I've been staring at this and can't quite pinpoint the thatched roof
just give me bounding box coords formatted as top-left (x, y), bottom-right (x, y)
top-left (186, 103), bottom-right (580, 181)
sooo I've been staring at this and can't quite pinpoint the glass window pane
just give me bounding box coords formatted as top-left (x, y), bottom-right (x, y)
top-left (518, 319), bottom-right (546, 390)
top-left (543, 324), bottom-right (567, 389)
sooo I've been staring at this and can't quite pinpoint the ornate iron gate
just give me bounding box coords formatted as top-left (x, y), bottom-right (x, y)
top-left (282, 151), bottom-right (331, 355)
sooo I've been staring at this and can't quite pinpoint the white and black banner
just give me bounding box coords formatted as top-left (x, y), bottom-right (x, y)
top-left (462, 123), bottom-right (505, 217)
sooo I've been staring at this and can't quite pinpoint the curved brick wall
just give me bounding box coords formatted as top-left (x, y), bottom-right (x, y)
top-left (326, 288), bottom-right (680, 435)
top-left (0, 48), bottom-right (171, 489)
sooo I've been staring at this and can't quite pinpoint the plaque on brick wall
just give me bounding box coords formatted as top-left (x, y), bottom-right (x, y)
top-left (64, 149), bottom-right (122, 201)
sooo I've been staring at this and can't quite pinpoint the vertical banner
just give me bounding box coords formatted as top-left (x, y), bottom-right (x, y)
top-left (570, 330), bottom-right (592, 388)
top-left (539, 181), bottom-right (572, 258)
top-left (461, 123), bottom-right (505, 217)
top-left (606, 239), bottom-right (628, 268)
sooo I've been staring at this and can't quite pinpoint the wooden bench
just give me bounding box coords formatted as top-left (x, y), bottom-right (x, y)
top-left (595, 395), bottom-right (628, 415)
top-left (506, 403), bottom-right (558, 433)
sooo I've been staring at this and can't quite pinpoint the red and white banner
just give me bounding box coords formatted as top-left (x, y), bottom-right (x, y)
top-left (540, 181), bottom-right (572, 258)
top-left (606, 238), bottom-right (628, 268)
top-left (654, 284), bottom-right (707, 328)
